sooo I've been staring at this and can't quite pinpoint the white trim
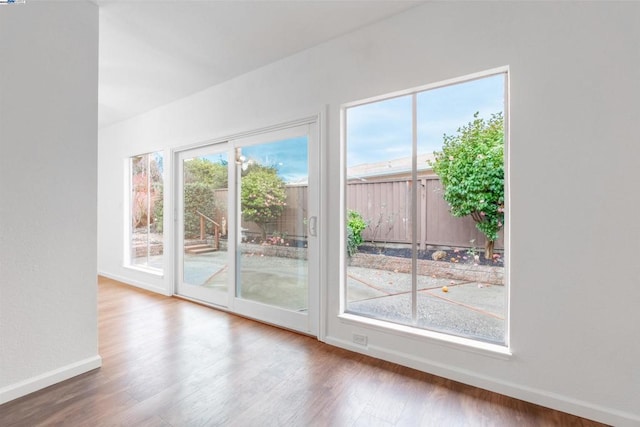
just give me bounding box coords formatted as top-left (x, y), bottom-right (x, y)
top-left (410, 93), bottom-right (418, 321)
top-left (0, 356), bottom-right (102, 405)
top-left (233, 298), bottom-right (311, 334)
top-left (162, 147), bottom-right (175, 296)
top-left (342, 66), bottom-right (509, 110)
top-left (338, 313), bottom-right (510, 358)
top-left (99, 271), bottom-right (170, 296)
top-left (324, 335), bottom-right (639, 427)
top-left (230, 122), bottom-right (311, 149)
top-left (339, 106), bottom-right (348, 315)
top-left (340, 67), bottom-right (510, 350)
top-left (124, 151), bottom-right (166, 275)
top-left (503, 67), bottom-right (512, 348)
top-left (172, 115), bottom-right (320, 155)
top-left (123, 264), bottom-right (163, 277)
top-left (317, 105), bottom-right (329, 343)
top-left (123, 157), bottom-right (131, 266)
top-left (307, 120), bottom-right (321, 336)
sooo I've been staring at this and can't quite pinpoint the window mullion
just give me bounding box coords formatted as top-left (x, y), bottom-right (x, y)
top-left (411, 93), bottom-right (418, 324)
top-left (147, 154), bottom-right (152, 265)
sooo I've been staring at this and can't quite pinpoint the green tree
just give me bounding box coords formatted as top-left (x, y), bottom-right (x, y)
top-left (184, 158), bottom-right (228, 188)
top-left (430, 112), bottom-right (504, 259)
top-left (241, 166), bottom-right (287, 240)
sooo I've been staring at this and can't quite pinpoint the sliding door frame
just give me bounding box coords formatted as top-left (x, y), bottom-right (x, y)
top-left (172, 115), bottom-right (323, 338)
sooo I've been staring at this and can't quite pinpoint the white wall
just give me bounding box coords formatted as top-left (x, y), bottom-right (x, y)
top-left (0, 1), bottom-right (100, 404)
top-left (98, 2), bottom-right (640, 425)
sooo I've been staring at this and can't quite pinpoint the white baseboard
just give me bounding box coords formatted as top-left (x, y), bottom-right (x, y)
top-left (324, 336), bottom-right (640, 427)
top-left (98, 271), bottom-right (171, 296)
top-left (0, 355), bottom-right (102, 405)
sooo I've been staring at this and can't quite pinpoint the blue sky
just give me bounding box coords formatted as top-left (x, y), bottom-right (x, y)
top-left (200, 137), bottom-right (308, 183)
top-left (198, 74), bottom-right (504, 182)
top-left (152, 151), bottom-right (164, 174)
top-left (241, 136), bottom-right (308, 183)
top-left (347, 73), bottom-right (505, 167)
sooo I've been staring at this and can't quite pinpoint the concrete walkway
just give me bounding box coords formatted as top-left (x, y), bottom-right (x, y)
top-left (180, 252), bottom-right (506, 344)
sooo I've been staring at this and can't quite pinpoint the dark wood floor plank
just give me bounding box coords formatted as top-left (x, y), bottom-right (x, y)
top-left (0, 277), bottom-right (608, 427)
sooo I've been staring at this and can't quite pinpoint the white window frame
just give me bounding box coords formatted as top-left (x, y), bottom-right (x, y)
top-left (340, 66), bottom-right (511, 354)
top-left (125, 151), bottom-right (164, 275)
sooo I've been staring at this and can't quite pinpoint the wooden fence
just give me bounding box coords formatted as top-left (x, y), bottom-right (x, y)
top-left (210, 177), bottom-right (503, 249)
top-left (212, 187), bottom-right (308, 241)
top-left (347, 176), bottom-right (503, 250)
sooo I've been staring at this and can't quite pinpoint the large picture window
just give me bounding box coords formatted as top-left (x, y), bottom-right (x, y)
top-left (130, 151), bottom-right (164, 271)
top-left (344, 70), bottom-right (508, 345)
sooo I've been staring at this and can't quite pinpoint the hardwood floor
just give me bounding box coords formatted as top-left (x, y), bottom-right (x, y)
top-left (0, 277), bottom-right (606, 426)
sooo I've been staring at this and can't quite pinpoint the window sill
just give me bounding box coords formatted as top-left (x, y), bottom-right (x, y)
top-left (338, 313), bottom-right (512, 360)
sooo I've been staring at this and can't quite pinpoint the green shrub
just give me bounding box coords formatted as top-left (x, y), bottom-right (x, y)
top-left (152, 185), bottom-right (163, 233)
top-left (184, 182), bottom-right (217, 238)
top-left (346, 209), bottom-right (367, 256)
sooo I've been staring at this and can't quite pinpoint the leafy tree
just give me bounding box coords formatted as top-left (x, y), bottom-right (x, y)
top-left (241, 165), bottom-right (287, 240)
top-left (430, 112), bottom-right (504, 259)
top-left (184, 157), bottom-right (228, 188)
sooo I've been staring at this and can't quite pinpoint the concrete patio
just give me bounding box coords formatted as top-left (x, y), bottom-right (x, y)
top-left (177, 251), bottom-right (506, 344)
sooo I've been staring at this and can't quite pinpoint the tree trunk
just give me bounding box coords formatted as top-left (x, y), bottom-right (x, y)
top-left (484, 239), bottom-right (495, 260)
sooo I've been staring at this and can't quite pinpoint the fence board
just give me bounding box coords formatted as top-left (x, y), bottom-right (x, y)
top-left (348, 177), bottom-right (503, 250)
top-left (209, 177), bottom-right (504, 249)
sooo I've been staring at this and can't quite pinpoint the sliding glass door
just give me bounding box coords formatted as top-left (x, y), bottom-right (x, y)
top-left (232, 125), bottom-right (318, 334)
top-left (176, 122), bottom-right (319, 335)
top-left (177, 145), bottom-right (230, 306)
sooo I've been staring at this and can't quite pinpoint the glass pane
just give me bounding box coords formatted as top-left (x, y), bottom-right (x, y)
top-left (131, 152), bottom-right (163, 270)
top-left (345, 95), bottom-right (413, 323)
top-left (417, 74), bottom-right (506, 344)
top-left (238, 137), bottom-right (308, 311)
top-left (182, 154), bottom-right (229, 295)
top-left (344, 74), bottom-right (507, 346)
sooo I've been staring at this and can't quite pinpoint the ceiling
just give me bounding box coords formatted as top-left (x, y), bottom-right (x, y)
top-left (97, 1), bottom-right (423, 128)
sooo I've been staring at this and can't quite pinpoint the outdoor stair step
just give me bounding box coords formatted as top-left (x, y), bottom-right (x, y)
top-left (184, 244), bottom-right (210, 250)
top-left (187, 247), bottom-right (217, 254)
top-left (184, 244), bottom-right (217, 254)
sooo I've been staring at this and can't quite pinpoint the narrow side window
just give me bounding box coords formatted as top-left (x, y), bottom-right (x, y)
top-left (129, 151), bottom-right (164, 271)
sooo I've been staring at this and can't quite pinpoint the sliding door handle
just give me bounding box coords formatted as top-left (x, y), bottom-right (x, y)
top-left (309, 216), bottom-right (318, 237)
